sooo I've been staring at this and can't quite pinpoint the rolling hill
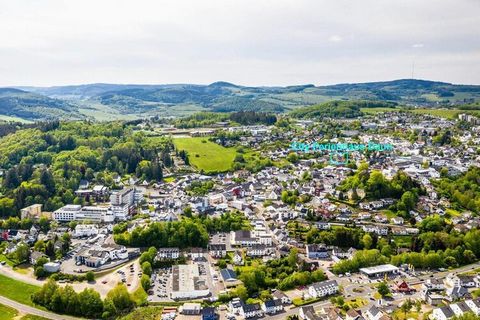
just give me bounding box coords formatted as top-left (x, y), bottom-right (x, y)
top-left (0, 88), bottom-right (82, 121)
top-left (0, 79), bottom-right (479, 121)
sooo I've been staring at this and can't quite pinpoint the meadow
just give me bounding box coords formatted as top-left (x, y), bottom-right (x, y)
top-left (0, 273), bottom-right (40, 307)
top-left (0, 304), bottom-right (17, 320)
top-left (173, 137), bottom-right (237, 173)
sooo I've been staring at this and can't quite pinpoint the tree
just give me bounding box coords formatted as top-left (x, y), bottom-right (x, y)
top-left (377, 281), bottom-right (390, 297)
top-left (141, 274), bottom-right (151, 291)
top-left (287, 248), bottom-right (298, 268)
top-left (3, 168), bottom-right (20, 189)
top-left (0, 197), bottom-right (16, 218)
top-left (78, 288), bottom-right (103, 318)
top-left (400, 299), bottom-right (413, 318)
top-left (106, 284), bottom-right (134, 314)
top-left (141, 261), bottom-right (152, 276)
top-left (34, 266), bottom-right (46, 278)
top-left (362, 234), bottom-right (373, 249)
top-left (233, 284), bottom-right (248, 300)
top-left (40, 169), bottom-right (56, 195)
top-left (102, 298), bottom-right (117, 319)
top-left (286, 152), bottom-right (299, 163)
top-left (217, 259), bottom-right (227, 269)
top-left (13, 243), bottom-right (30, 263)
top-left (39, 216), bottom-right (50, 233)
top-left (85, 271), bottom-right (95, 282)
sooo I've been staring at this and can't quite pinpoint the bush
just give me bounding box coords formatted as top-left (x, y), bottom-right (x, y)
top-left (86, 271), bottom-right (95, 282)
top-left (141, 274), bottom-right (151, 291)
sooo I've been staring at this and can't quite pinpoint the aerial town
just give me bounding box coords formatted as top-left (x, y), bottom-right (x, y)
top-left (1, 108), bottom-right (480, 320)
top-left (0, 1), bottom-right (480, 319)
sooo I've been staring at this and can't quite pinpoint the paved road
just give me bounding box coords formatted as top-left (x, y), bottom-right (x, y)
top-left (0, 296), bottom-right (80, 320)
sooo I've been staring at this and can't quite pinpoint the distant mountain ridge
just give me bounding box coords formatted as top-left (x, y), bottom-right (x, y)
top-left (2, 79), bottom-right (479, 121)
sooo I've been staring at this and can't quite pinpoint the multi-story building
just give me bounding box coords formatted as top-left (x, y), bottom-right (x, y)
top-left (110, 188), bottom-right (135, 220)
top-left (53, 205), bottom-right (114, 223)
top-left (20, 204), bottom-right (43, 220)
top-left (155, 247), bottom-right (180, 260)
top-left (308, 280), bottom-right (339, 298)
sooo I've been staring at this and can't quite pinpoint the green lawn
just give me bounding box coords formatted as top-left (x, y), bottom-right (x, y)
top-left (0, 303), bottom-right (18, 320)
top-left (173, 137), bottom-right (237, 173)
top-left (0, 254), bottom-right (15, 267)
top-left (360, 107), bottom-right (398, 114)
top-left (120, 306), bottom-right (164, 320)
top-left (163, 176), bottom-right (175, 183)
top-left (0, 273), bottom-right (40, 307)
top-left (393, 235), bottom-right (413, 248)
top-left (20, 316), bottom-right (49, 320)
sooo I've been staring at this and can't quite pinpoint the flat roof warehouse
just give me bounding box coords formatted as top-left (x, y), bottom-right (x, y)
top-left (359, 264), bottom-right (399, 277)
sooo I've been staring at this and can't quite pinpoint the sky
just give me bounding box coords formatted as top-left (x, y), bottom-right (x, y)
top-left (0, 0), bottom-right (479, 87)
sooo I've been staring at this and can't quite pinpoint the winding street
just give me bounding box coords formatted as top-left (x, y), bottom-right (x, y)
top-left (0, 295), bottom-right (80, 320)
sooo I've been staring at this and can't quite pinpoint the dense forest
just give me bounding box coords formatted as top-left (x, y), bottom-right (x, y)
top-left (339, 164), bottom-right (425, 218)
top-left (433, 166), bottom-right (480, 213)
top-left (113, 212), bottom-right (249, 248)
top-left (290, 100), bottom-right (397, 119)
top-left (173, 111), bottom-right (277, 128)
top-left (305, 218), bottom-right (480, 274)
top-left (0, 121), bottom-right (171, 217)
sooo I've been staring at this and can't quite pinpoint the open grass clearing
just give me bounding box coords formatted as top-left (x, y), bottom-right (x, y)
top-left (0, 303), bottom-right (18, 320)
top-left (0, 273), bottom-right (41, 307)
top-left (173, 137), bottom-right (236, 173)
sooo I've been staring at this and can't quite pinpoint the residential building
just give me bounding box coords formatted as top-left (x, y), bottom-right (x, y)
top-left (262, 299), bottom-right (283, 314)
top-left (208, 243), bottom-right (226, 258)
top-left (308, 280), bottom-right (339, 298)
top-left (306, 244), bottom-right (329, 259)
top-left (155, 247), bottom-right (180, 260)
top-left (20, 204), bottom-right (43, 220)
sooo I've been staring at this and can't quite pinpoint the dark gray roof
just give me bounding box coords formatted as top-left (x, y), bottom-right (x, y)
top-left (220, 268), bottom-right (237, 281)
top-left (439, 306), bottom-right (454, 318)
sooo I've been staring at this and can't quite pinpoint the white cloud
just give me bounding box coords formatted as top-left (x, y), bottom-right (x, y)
top-left (412, 43), bottom-right (424, 48)
top-left (0, 0), bottom-right (479, 86)
top-left (329, 35), bottom-right (343, 43)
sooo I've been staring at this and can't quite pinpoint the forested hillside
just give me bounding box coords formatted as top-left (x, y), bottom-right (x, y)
top-left (0, 121), bottom-right (171, 216)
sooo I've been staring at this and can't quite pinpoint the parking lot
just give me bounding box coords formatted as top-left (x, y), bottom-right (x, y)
top-left (148, 267), bottom-right (173, 303)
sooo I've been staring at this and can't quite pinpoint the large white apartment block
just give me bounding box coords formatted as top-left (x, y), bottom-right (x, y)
top-left (110, 188), bottom-right (135, 220)
top-left (53, 205), bottom-right (114, 223)
top-left (308, 280), bottom-right (339, 298)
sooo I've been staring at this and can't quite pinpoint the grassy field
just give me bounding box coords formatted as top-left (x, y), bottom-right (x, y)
top-left (173, 137), bottom-right (237, 173)
top-left (0, 273), bottom-right (40, 307)
top-left (20, 316), bottom-right (49, 320)
top-left (360, 107), bottom-right (398, 114)
top-left (0, 303), bottom-right (18, 320)
top-left (0, 254), bottom-right (15, 267)
top-left (393, 235), bottom-right (413, 248)
top-left (0, 115), bottom-right (33, 123)
top-left (120, 306), bottom-right (164, 320)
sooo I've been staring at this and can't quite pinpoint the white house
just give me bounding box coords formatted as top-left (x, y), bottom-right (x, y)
top-left (155, 247), bottom-right (180, 260)
top-left (74, 224), bottom-right (99, 238)
top-left (262, 299), bottom-right (283, 314)
top-left (308, 280), bottom-right (339, 298)
top-left (240, 303), bottom-right (263, 319)
top-left (306, 244), bottom-right (329, 259)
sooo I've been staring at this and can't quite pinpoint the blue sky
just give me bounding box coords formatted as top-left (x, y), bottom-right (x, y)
top-left (0, 0), bottom-right (479, 86)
